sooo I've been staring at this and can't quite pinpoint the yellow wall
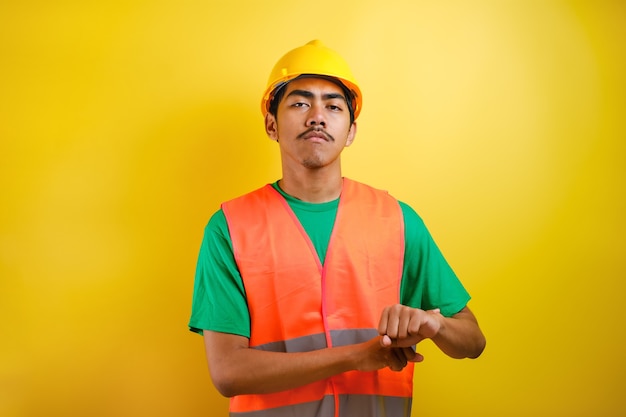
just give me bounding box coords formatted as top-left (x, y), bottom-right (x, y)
top-left (1, 1), bottom-right (624, 416)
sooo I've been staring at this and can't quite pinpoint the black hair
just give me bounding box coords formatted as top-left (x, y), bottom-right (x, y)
top-left (267, 74), bottom-right (356, 124)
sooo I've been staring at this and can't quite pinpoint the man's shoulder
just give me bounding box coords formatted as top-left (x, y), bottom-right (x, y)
top-left (223, 183), bottom-right (275, 205)
top-left (343, 178), bottom-right (396, 203)
top-left (344, 177), bottom-right (387, 193)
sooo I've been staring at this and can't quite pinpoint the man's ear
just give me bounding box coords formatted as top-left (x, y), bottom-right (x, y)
top-left (265, 113), bottom-right (278, 141)
top-left (345, 122), bottom-right (357, 147)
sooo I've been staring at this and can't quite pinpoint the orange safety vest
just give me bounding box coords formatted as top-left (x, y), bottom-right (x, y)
top-left (221, 178), bottom-right (413, 417)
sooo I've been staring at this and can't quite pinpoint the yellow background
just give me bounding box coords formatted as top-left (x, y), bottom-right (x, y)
top-left (1, 1), bottom-right (624, 416)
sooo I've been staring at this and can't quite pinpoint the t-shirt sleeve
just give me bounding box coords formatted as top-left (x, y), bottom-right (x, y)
top-left (399, 201), bottom-right (471, 317)
top-left (188, 209), bottom-right (251, 337)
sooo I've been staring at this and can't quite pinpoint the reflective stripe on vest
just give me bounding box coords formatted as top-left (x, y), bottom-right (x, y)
top-left (222, 178), bottom-right (413, 417)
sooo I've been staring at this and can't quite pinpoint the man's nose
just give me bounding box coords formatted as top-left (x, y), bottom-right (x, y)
top-left (306, 104), bottom-right (326, 127)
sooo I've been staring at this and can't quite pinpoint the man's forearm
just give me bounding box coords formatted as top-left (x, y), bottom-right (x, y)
top-left (209, 344), bottom-right (354, 396)
top-left (204, 332), bottom-right (408, 397)
top-left (431, 308), bottom-right (486, 359)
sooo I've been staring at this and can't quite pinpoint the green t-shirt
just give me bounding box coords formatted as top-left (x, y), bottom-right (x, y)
top-left (189, 182), bottom-right (470, 336)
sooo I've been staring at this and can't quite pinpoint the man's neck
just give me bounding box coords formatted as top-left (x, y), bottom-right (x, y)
top-left (277, 173), bottom-right (343, 203)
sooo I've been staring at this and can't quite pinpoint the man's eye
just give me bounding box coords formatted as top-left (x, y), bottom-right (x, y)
top-left (292, 102), bottom-right (308, 108)
top-left (328, 105), bottom-right (342, 111)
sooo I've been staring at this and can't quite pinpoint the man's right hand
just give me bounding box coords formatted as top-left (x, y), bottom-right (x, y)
top-left (355, 335), bottom-right (423, 373)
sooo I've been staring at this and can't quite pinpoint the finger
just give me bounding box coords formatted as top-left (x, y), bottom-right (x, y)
top-left (378, 306), bottom-right (390, 336)
top-left (380, 334), bottom-right (392, 347)
top-left (384, 306), bottom-right (401, 338)
top-left (411, 308), bottom-right (438, 337)
top-left (407, 312), bottom-right (422, 337)
top-left (409, 352), bottom-right (424, 363)
top-left (389, 349), bottom-right (408, 372)
top-left (398, 309), bottom-right (411, 339)
top-left (399, 347), bottom-right (417, 362)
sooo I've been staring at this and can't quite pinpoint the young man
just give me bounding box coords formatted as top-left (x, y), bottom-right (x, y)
top-left (189, 40), bottom-right (486, 417)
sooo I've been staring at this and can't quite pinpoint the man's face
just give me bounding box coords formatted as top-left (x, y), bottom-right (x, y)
top-left (265, 77), bottom-right (356, 171)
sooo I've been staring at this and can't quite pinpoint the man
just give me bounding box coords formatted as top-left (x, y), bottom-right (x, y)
top-left (189, 40), bottom-right (486, 417)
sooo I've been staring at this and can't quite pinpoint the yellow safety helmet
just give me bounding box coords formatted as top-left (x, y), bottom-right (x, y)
top-left (260, 40), bottom-right (362, 120)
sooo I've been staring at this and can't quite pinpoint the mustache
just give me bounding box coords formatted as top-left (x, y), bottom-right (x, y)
top-left (297, 127), bottom-right (334, 142)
